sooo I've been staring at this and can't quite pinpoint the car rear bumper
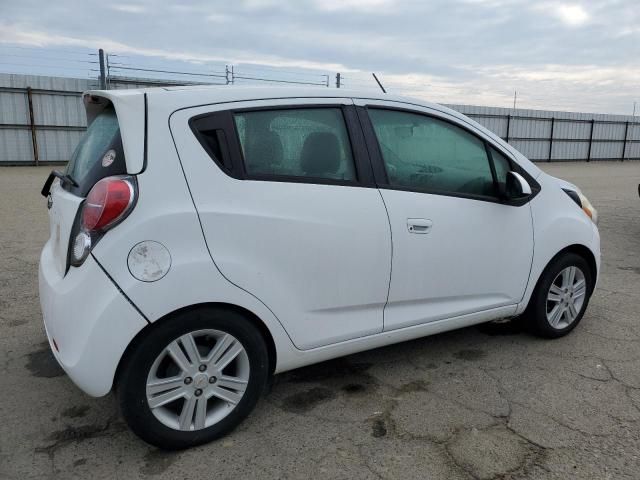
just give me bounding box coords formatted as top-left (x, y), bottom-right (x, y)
top-left (39, 242), bottom-right (147, 397)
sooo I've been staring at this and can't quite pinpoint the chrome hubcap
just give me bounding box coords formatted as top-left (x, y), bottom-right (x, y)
top-left (546, 266), bottom-right (587, 329)
top-left (146, 329), bottom-right (250, 431)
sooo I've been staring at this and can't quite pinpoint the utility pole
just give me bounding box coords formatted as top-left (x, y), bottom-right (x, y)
top-left (98, 49), bottom-right (106, 90)
top-left (513, 90), bottom-right (517, 110)
top-left (633, 101), bottom-right (637, 116)
top-left (26, 87), bottom-right (39, 166)
top-left (336, 72), bottom-right (341, 88)
top-left (225, 65), bottom-right (230, 85)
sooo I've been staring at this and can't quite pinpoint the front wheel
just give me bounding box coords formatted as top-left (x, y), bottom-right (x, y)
top-left (524, 252), bottom-right (594, 338)
top-left (117, 307), bottom-right (269, 450)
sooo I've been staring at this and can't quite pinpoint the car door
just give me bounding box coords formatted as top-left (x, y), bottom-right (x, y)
top-left (170, 98), bottom-right (391, 349)
top-left (355, 100), bottom-right (534, 331)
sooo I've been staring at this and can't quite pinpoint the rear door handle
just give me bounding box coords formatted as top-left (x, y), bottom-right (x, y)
top-left (407, 218), bottom-right (433, 234)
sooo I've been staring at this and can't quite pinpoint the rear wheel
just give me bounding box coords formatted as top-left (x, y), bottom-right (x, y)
top-left (524, 252), bottom-right (593, 338)
top-left (118, 307), bottom-right (269, 450)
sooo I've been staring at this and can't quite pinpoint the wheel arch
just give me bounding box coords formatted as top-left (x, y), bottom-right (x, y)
top-left (521, 242), bottom-right (598, 314)
top-left (560, 244), bottom-right (598, 287)
top-left (113, 302), bottom-right (278, 391)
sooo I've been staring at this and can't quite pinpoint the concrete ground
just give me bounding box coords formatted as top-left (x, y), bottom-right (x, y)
top-left (1, 162), bottom-right (639, 479)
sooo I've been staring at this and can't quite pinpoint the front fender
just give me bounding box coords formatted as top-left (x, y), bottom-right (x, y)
top-left (516, 173), bottom-right (599, 314)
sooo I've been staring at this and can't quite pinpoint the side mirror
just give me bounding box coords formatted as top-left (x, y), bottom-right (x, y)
top-left (505, 171), bottom-right (532, 199)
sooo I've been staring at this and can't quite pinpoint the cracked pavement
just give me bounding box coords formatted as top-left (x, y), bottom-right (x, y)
top-left (1, 162), bottom-right (639, 479)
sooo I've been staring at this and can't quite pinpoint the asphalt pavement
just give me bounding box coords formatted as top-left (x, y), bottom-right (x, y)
top-left (1, 162), bottom-right (639, 479)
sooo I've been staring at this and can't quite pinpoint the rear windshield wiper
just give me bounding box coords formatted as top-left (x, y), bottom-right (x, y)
top-left (41, 170), bottom-right (79, 197)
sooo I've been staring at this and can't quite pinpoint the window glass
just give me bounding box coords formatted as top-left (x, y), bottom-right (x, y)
top-left (368, 109), bottom-right (496, 197)
top-left (198, 129), bottom-right (223, 165)
top-left (64, 105), bottom-right (126, 195)
top-left (490, 147), bottom-right (512, 193)
top-left (233, 108), bottom-right (356, 181)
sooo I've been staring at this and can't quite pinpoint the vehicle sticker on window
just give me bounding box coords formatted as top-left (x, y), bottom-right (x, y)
top-left (102, 149), bottom-right (116, 167)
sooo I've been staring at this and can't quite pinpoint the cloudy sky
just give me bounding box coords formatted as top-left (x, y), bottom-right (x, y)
top-left (0, 0), bottom-right (638, 114)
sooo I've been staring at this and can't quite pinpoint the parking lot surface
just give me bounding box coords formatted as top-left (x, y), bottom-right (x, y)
top-left (1, 162), bottom-right (639, 479)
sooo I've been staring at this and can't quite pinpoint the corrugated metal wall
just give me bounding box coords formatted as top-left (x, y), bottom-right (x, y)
top-left (0, 74), bottom-right (94, 164)
top-left (1, 73), bottom-right (639, 164)
top-left (449, 104), bottom-right (640, 162)
top-left (0, 74), bottom-right (202, 164)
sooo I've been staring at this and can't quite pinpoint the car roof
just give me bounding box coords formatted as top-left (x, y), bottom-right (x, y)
top-left (84, 84), bottom-right (542, 179)
top-left (85, 84), bottom-right (440, 111)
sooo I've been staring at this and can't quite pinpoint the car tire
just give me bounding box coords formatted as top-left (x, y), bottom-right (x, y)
top-left (117, 307), bottom-right (269, 450)
top-left (524, 252), bottom-right (593, 338)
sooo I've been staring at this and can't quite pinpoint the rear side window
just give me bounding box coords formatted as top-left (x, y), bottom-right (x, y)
top-left (65, 105), bottom-right (126, 196)
top-left (233, 108), bottom-right (357, 182)
top-left (368, 109), bottom-right (496, 197)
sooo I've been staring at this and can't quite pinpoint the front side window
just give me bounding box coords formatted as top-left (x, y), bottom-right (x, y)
top-left (233, 108), bottom-right (356, 182)
top-left (368, 109), bottom-right (496, 197)
top-left (490, 147), bottom-right (512, 194)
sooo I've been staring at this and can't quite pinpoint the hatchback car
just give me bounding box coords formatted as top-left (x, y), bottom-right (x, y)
top-left (39, 86), bottom-right (600, 449)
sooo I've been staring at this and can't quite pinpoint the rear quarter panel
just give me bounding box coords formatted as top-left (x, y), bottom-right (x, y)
top-left (90, 95), bottom-right (296, 367)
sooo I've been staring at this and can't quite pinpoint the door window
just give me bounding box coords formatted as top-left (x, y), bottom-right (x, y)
top-left (233, 108), bottom-right (357, 182)
top-left (368, 109), bottom-right (496, 197)
top-left (489, 147), bottom-right (512, 193)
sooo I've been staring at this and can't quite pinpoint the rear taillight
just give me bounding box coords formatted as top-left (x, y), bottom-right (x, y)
top-left (69, 175), bottom-right (137, 267)
top-left (83, 177), bottom-right (134, 231)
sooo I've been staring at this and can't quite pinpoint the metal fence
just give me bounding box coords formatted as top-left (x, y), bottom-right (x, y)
top-left (1, 73), bottom-right (638, 165)
top-left (0, 73), bottom-right (203, 164)
top-left (1, 74), bottom-right (93, 165)
top-left (450, 104), bottom-right (640, 162)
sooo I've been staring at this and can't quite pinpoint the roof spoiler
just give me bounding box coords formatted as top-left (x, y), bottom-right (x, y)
top-left (83, 91), bottom-right (147, 174)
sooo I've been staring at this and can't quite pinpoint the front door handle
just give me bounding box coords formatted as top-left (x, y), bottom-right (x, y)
top-left (407, 218), bottom-right (433, 234)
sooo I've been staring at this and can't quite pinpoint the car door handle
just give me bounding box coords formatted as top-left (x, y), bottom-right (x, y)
top-left (407, 218), bottom-right (433, 234)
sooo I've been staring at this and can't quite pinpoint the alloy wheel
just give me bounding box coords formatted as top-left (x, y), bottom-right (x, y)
top-left (145, 329), bottom-right (250, 431)
top-left (546, 266), bottom-right (587, 330)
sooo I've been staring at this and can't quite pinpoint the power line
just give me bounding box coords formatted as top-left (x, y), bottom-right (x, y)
top-left (109, 62), bottom-right (225, 76)
top-left (0, 68), bottom-right (94, 79)
top-left (236, 64), bottom-right (328, 78)
top-left (107, 60), bottom-right (226, 75)
top-left (108, 65), bottom-right (227, 78)
top-left (0, 53), bottom-right (95, 64)
top-left (0, 44), bottom-right (91, 56)
top-left (107, 74), bottom-right (225, 86)
top-left (233, 75), bottom-right (328, 86)
top-left (109, 56), bottom-right (227, 67)
top-left (0, 62), bottom-right (93, 71)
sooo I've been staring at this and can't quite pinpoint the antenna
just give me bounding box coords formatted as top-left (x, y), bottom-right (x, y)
top-left (372, 73), bottom-right (386, 93)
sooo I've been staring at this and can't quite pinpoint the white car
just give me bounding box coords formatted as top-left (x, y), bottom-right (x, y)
top-left (39, 86), bottom-right (600, 449)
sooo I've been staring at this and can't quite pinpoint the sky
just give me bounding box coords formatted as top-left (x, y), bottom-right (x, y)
top-left (0, 0), bottom-right (638, 114)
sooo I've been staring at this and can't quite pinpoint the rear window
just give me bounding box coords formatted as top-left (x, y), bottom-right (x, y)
top-left (65, 105), bottom-right (126, 196)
